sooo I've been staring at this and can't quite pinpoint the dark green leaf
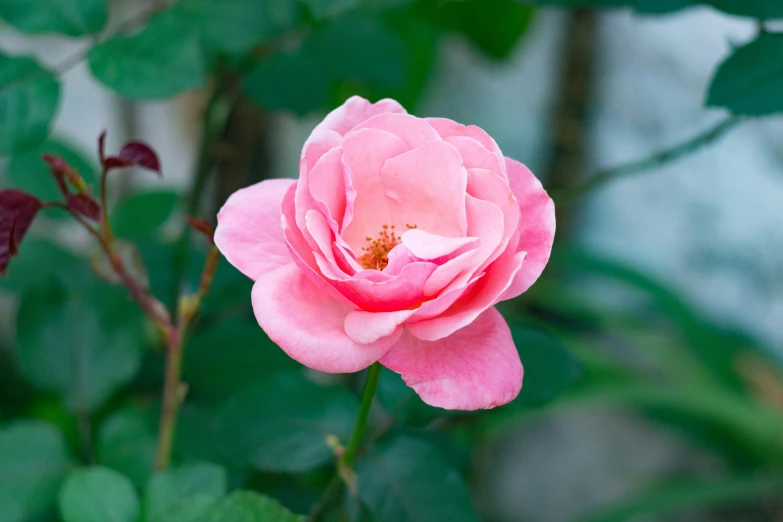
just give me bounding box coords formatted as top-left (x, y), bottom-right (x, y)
top-left (196, 491), bottom-right (303, 522)
top-left (184, 320), bottom-right (300, 399)
top-left (6, 139), bottom-right (99, 220)
top-left (356, 435), bottom-right (479, 522)
top-left (707, 32), bottom-right (783, 116)
top-left (376, 367), bottom-right (439, 426)
top-left (421, 0), bottom-right (533, 59)
top-left (576, 475), bottom-right (783, 522)
top-left (97, 410), bottom-right (156, 488)
top-left (111, 190), bottom-right (179, 241)
top-left (301, 0), bottom-right (360, 19)
top-left (15, 283), bottom-right (145, 412)
top-left (508, 323), bottom-right (581, 406)
top-left (150, 495), bottom-right (216, 522)
top-left (704, 0), bottom-right (783, 18)
top-left (219, 373), bottom-right (358, 472)
top-left (170, 0), bottom-right (300, 54)
top-left (0, 421), bottom-right (72, 522)
top-left (145, 463), bottom-right (226, 521)
top-left (88, 12), bottom-right (206, 99)
top-left (0, 238), bottom-right (84, 293)
top-left (0, 54), bottom-right (60, 155)
top-left (633, 0), bottom-right (694, 13)
top-left (59, 467), bottom-right (139, 522)
top-left (0, 0), bottom-right (106, 36)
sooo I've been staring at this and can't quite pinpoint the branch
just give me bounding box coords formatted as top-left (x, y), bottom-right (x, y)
top-left (557, 117), bottom-right (741, 203)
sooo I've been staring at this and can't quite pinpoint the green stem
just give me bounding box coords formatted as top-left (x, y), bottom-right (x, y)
top-left (342, 362), bottom-right (382, 469)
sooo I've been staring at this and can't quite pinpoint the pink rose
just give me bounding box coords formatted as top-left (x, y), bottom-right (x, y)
top-left (215, 96), bottom-right (555, 410)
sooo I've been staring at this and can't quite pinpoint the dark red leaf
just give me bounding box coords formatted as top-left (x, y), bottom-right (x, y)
top-left (0, 190), bottom-right (43, 275)
top-left (104, 141), bottom-right (161, 174)
top-left (184, 216), bottom-right (215, 242)
top-left (42, 153), bottom-right (70, 194)
top-left (67, 193), bottom-right (102, 221)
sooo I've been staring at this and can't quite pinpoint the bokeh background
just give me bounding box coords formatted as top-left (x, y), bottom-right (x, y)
top-left (1, 0), bottom-right (783, 521)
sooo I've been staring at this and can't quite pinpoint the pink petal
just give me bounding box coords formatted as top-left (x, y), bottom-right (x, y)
top-left (498, 157), bottom-right (556, 300)
top-left (444, 136), bottom-right (505, 174)
top-left (215, 178), bottom-right (295, 281)
top-left (340, 128), bottom-right (409, 251)
top-left (252, 264), bottom-right (400, 373)
top-left (422, 246), bottom-right (481, 297)
top-left (380, 140), bottom-right (468, 238)
top-left (308, 146), bottom-right (347, 225)
top-left (344, 309), bottom-right (416, 344)
top-left (352, 113), bottom-right (441, 149)
top-left (381, 307), bottom-right (522, 410)
top-left (401, 229), bottom-right (479, 260)
top-left (300, 128), bottom-right (342, 175)
top-left (408, 246), bottom-right (527, 341)
top-left (312, 96), bottom-right (406, 137)
top-left (426, 117), bottom-right (506, 178)
top-left (467, 168), bottom-right (520, 270)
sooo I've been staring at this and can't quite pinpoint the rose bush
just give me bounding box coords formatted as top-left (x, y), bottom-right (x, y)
top-left (215, 96), bottom-right (555, 410)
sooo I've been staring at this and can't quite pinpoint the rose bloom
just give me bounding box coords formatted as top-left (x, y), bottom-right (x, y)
top-left (215, 96), bottom-right (555, 410)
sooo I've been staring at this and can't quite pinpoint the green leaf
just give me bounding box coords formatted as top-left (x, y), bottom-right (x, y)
top-left (508, 322), bottom-right (581, 406)
top-left (707, 32), bottom-right (783, 116)
top-left (15, 282), bottom-right (145, 412)
top-left (151, 494), bottom-right (216, 522)
top-left (59, 467), bottom-right (139, 522)
top-left (704, 0), bottom-right (783, 18)
top-left (421, 0), bottom-right (534, 59)
top-left (376, 367), bottom-right (440, 426)
top-left (576, 475), bottom-right (783, 522)
top-left (88, 12), bottom-right (206, 99)
top-left (0, 54), bottom-right (60, 155)
top-left (170, 0), bottom-right (300, 54)
top-left (0, 421), bottom-right (72, 522)
top-left (0, 238), bottom-right (84, 293)
top-left (301, 0), bottom-right (360, 19)
top-left (97, 410), bottom-right (157, 488)
top-left (356, 435), bottom-right (479, 522)
top-left (196, 491), bottom-right (303, 522)
top-left (111, 190), bottom-right (179, 241)
top-left (184, 320), bottom-right (300, 399)
top-left (0, 0), bottom-right (107, 36)
top-left (6, 139), bottom-right (99, 219)
top-left (145, 463), bottom-right (226, 521)
top-left (219, 373), bottom-right (358, 472)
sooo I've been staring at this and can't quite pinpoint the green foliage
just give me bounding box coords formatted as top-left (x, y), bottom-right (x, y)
top-left (88, 13), bottom-right (207, 99)
top-left (196, 491), bottom-right (303, 522)
top-left (0, 0), bottom-right (107, 36)
top-left (0, 421), bottom-right (72, 522)
top-left (376, 367), bottom-right (440, 425)
top-left (6, 139), bottom-right (99, 219)
top-left (0, 238), bottom-right (84, 293)
top-left (144, 463), bottom-right (226, 521)
top-left (59, 467), bottom-right (140, 522)
top-left (302, 0), bottom-right (360, 19)
top-left (15, 282), bottom-right (145, 412)
top-left (509, 322), bottom-right (582, 405)
top-left (97, 410), bottom-right (157, 488)
top-left (707, 32), bottom-right (783, 116)
top-left (0, 54), bottom-right (59, 156)
top-left (184, 320), bottom-right (300, 399)
top-left (111, 190), bottom-right (179, 241)
top-left (218, 373), bottom-right (359, 472)
top-left (356, 434), bottom-right (479, 522)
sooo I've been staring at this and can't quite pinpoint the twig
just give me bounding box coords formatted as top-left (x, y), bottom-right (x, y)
top-left (557, 117), bottom-right (741, 203)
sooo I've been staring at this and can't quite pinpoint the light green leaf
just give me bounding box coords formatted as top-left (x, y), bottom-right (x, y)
top-left (15, 283), bottom-right (145, 412)
top-left (184, 320), bottom-right (300, 399)
top-left (88, 12), bottom-right (206, 99)
top-left (357, 435), bottom-right (479, 522)
top-left (59, 467), bottom-right (139, 522)
top-left (0, 421), bottom-right (72, 522)
top-left (144, 463), bottom-right (226, 521)
top-left (150, 494), bottom-right (216, 522)
top-left (97, 410), bottom-right (156, 488)
top-left (6, 139), bottom-right (99, 219)
top-left (0, 54), bottom-right (60, 155)
top-left (170, 0), bottom-right (300, 54)
top-left (111, 190), bottom-right (179, 241)
top-left (707, 32), bottom-right (783, 116)
top-left (195, 491), bottom-right (303, 522)
top-left (0, 0), bottom-right (107, 36)
top-left (576, 475), bottom-right (783, 522)
top-left (219, 373), bottom-right (358, 472)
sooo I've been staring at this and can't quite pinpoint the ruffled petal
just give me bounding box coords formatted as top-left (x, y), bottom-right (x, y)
top-left (252, 264), bottom-right (400, 373)
top-left (344, 309), bottom-right (416, 344)
top-left (381, 307), bottom-right (522, 410)
top-left (312, 96), bottom-right (406, 137)
top-left (352, 112), bottom-right (441, 149)
top-left (426, 117), bottom-right (506, 178)
top-left (215, 178), bottom-right (295, 281)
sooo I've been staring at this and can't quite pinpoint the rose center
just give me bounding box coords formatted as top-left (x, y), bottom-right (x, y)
top-left (357, 224), bottom-right (417, 270)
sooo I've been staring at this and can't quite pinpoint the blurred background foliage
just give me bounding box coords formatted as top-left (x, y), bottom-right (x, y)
top-left (1, 0), bottom-right (783, 521)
